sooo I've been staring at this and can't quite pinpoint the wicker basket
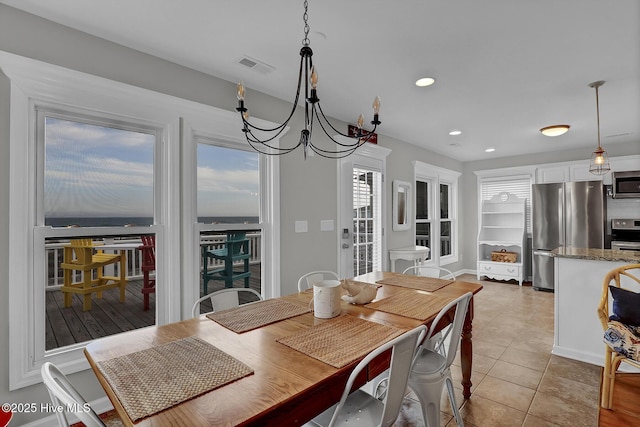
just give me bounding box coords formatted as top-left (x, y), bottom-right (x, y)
top-left (491, 249), bottom-right (517, 263)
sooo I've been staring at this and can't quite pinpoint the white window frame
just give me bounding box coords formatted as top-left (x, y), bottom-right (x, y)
top-left (181, 120), bottom-right (282, 313)
top-left (338, 142), bottom-right (391, 276)
top-left (4, 52), bottom-right (181, 389)
top-left (413, 161), bottom-right (461, 266)
top-left (2, 51), bottom-right (281, 390)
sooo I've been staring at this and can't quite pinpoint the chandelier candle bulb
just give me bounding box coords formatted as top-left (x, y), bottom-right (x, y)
top-left (372, 96), bottom-right (381, 124)
top-left (310, 66), bottom-right (318, 88)
top-left (236, 82), bottom-right (247, 112)
top-left (357, 114), bottom-right (364, 129)
top-left (237, 82), bottom-right (245, 101)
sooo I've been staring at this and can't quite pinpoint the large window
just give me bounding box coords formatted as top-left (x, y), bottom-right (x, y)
top-left (414, 162), bottom-right (460, 265)
top-left (196, 140), bottom-right (263, 299)
top-left (40, 112), bottom-right (159, 351)
top-left (5, 53), bottom-right (280, 390)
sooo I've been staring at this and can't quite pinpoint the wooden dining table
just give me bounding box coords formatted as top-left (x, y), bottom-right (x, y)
top-left (84, 271), bottom-right (482, 426)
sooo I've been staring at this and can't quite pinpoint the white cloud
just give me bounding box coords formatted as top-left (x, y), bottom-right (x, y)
top-left (197, 166), bottom-right (258, 194)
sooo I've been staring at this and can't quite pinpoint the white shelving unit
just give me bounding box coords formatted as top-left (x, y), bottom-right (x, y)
top-left (477, 192), bottom-right (525, 285)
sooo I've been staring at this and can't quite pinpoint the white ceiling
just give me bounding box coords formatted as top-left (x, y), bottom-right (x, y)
top-left (2, 0), bottom-right (638, 162)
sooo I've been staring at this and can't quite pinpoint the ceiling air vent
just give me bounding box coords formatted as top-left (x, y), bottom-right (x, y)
top-left (237, 56), bottom-right (274, 75)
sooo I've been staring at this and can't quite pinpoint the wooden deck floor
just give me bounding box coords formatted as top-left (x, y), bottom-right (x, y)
top-left (46, 263), bottom-right (261, 351)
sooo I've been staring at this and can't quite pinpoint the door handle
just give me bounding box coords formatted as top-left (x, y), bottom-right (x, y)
top-left (342, 243), bottom-right (350, 249)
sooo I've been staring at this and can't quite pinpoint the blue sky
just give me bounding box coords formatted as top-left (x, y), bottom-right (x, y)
top-left (44, 117), bottom-right (259, 218)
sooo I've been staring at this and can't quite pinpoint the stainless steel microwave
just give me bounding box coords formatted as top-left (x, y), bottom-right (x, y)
top-left (612, 170), bottom-right (640, 198)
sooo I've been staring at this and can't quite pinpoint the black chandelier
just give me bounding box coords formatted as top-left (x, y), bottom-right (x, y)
top-left (236, 0), bottom-right (381, 159)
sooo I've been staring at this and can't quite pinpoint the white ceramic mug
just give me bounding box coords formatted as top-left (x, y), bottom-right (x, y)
top-left (313, 280), bottom-right (342, 319)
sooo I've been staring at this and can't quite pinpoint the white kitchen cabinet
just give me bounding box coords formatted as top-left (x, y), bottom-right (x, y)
top-left (536, 165), bottom-right (569, 183)
top-left (535, 154), bottom-right (639, 185)
top-left (569, 164), bottom-right (604, 182)
top-left (536, 163), bottom-right (604, 183)
top-left (477, 192), bottom-right (525, 285)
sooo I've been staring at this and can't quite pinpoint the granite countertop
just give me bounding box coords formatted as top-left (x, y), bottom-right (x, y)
top-left (551, 247), bottom-right (640, 263)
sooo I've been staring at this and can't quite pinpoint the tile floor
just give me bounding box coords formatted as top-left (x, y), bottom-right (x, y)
top-left (395, 274), bottom-right (602, 427)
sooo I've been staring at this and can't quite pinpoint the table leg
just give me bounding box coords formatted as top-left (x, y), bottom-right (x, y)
top-left (460, 297), bottom-right (474, 399)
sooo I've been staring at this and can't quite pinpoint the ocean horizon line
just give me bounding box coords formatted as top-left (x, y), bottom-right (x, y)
top-left (45, 216), bottom-right (259, 228)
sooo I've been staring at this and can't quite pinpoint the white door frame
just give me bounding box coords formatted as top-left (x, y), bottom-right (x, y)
top-left (337, 142), bottom-right (391, 278)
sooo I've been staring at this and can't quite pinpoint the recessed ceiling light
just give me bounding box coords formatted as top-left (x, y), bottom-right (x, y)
top-left (415, 77), bottom-right (436, 87)
top-left (449, 130), bottom-right (462, 136)
top-left (485, 148), bottom-right (496, 153)
top-left (540, 124), bottom-right (570, 137)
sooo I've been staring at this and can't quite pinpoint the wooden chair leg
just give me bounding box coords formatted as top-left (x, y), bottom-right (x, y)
top-left (243, 259), bottom-right (249, 288)
top-left (609, 356), bottom-right (624, 409)
top-left (601, 348), bottom-right (613, 408)
top-left (118, 254), bottom-right (126, 303)
top-left (225, 259), bottom-right (233, 288)
top-left (202, 250), bottom-right (209, 295)
top-left (96, 266), bottom-right (104, 299)
top-left (143, 271), bottom-right (150, 311)
top-left (82, 270), bottom-right (93, 311)
top-left (63, 269), bottom-right (73, 307)
top-left (119, 282), bottom-right (126, 303)
top-left (82, 293), bottom-right (92, 311)
top-left (64, 291), bottom-right (73, 307)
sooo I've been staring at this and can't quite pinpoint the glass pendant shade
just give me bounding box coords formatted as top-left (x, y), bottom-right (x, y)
top-left (589, 146), bottom-right (610, 175)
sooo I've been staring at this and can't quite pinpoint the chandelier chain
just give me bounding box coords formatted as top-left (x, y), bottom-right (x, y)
top-left (302, 0), bottom-right (310, 46)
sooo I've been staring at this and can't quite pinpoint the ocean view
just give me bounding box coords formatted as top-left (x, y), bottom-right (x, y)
top-left (45, 216), bottom-right (259, 228)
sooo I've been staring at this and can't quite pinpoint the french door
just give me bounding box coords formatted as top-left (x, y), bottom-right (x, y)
top-left (338, 146), bottom-right (390, 278)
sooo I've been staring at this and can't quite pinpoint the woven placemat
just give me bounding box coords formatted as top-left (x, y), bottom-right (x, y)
top-left (276, 315), bottom-right (404, 368)
top-left (376, 275), bottom-right (453, 292)
top-left (97, 336), bottom-right (253, 422)
top-left (365, 292), bottom-right (453, 320)
top-left (207, 299), bottom-right (311, 333)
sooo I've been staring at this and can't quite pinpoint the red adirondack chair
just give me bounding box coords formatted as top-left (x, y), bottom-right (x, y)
top-left (138, 235), bottom-right (156, 311)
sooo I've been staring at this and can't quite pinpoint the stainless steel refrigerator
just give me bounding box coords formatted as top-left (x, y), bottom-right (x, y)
top-left (531, 181), bottom-right (606, 291)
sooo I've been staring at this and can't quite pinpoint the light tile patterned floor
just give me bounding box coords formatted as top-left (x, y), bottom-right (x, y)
top-left (395, 274), bottom-right (601, 427)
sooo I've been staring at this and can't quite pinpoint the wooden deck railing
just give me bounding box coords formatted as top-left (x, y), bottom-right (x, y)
top-left (45, 233), bottom-right (261, 289)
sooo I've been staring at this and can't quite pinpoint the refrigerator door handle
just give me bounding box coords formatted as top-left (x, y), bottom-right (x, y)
top-left (559, 185), bottom-right (565, 247)
top-left (533, 251), bottom-right (554, 257)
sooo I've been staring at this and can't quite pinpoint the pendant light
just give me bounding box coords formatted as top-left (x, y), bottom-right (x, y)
top-left (588, 80), bottom-right (610, 175)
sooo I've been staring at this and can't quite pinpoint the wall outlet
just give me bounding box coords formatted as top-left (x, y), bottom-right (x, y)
top-left (320, 220), bottom-right (334, 231)
top-left (295, 220), bottom-right (308, 233)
